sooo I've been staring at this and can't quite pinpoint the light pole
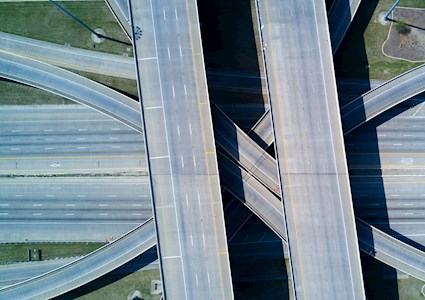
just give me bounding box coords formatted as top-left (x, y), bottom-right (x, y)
top-left (385, 0), bottom-right (401, 20)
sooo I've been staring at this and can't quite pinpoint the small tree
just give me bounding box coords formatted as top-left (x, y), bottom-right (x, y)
top-left (395, 21), bottom-right (411, 35)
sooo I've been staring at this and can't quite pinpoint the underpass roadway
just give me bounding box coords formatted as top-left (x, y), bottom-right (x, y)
top-left (1, 48), bottom-right (424, 294)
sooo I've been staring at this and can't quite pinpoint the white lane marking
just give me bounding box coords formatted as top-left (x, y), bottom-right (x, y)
top-left (167, 47), bottom-right (171, 59)
top-left (184, 84), bottom-right (187, 96)
top-left (181, 154), bottom-right (184, 168)
top-left (162, 255), bottom-right (181, 259)
top-left (111, 146), bottom-right (121, 149)
top-left (377, 134), bottom-right (386, 137)
top-left (44, 148), bottom-right (53, 150)
top-left (207, 272), bottom-right (210, 284)
top-left (99, 213), bottom-right (109, 216)
top-left (317, 122), bottom-right (320, 132)
top-left (99, 204), bottom-right (109, 207)
top-left (189, 122), bottom-right (192, 135)
top-left (66, 213), bottom-right (75, 216)
top-left (15, 195), bottom-right (23, 197)
top-left (0, 213), bottom-right (8, 216)
top-left (45, 138), bottom-right (53, 141)
top-left (77, 147), bottom-right (86, 149)
top-left (111, 128), bottom-right (120, 131)
top-left (138, 56), bottom-right (158, 61)
top-left (145, 105), bottom-right (163, 110)
top-left (391, 194), bottom-right (400, 197)
top-left (172, 84), bottom-right (175, 98)
top-left (0, 204), bottom-right (9, 207)
top-left (78, 128), bottom-right (87, 131)
top-left (132, 204), bottom-right (142, 207)
top-left (45, 195), bottom-right (54, 197)
top-left (175, 8), bottom-right (178, 19)
top-left (412, 101), bottom-right (425, 117)
top-left (185, 194), bottom-right (189, 206)
top-left (66, 204), bottom-right (75, 207)
top-left (108, 195), bottom-right (117, 198)
top-left (44, 129), bottom-right (53, 132)
top-left (202, 233), bottom-right (206, 246)
top-left (163, 8), bottom-right (166, 20)
top-left (193, 155), bottom-right (196, 167)
top-left (148, 2), bottom-right (187, 295)
top-left (33, 204), bottom-right (43, 207)
top-left (132, 213), bottom-right (142, 216)
top-left (404, 212), bottom-right (414, 215)
top-left (198, 194), bottom-right (201, 206)
top-left (179, 44), bottom-right (182, 57)
top-left (77, 195), bottom-right (86, 198)
top-left (177, 125), bottom-right (180, 136)
top-left (32, 213), bottom-right (42, 216)
top-left (11, 139), bottom-right (20, 142)
top-left (12, 130), bottom-right (21, 133)
top-left (139, 194), bottom-right (148, 197)
top-left (191, 235), bottom-right (194, 246)
top-left (151, 155), bottom-right (169, 160)
top-left (109, 137), bottom-right (119, 140)
top-left (76, 138), bottom-right (85, 141)
top-left (195, 274), bottom-right (198, 286)
top-left (403, 134), bottom-right (413, 137)
top-left (404, 203), bottom-right (414, 206)
top-left (392, 143), bottom-right (402, 146)
top-left (10, 148), bottom-right (20, 151)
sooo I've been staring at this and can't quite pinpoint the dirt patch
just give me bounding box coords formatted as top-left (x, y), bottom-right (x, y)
top-left (382, 7), bottom-right (425, 62)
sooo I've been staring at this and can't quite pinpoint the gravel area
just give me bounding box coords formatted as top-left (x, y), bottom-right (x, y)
top-left (383, 7), bottom-right (425, 62)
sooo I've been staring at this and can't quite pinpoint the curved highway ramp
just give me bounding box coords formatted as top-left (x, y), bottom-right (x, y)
top-left (0, 219), bottom-right (156, 300)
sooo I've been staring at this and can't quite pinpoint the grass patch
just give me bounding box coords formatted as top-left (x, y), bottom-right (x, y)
top-left (0, 1), bottom-right (132, 56)
top-left (0, 80), bottom-right (73, 105)
top-left (0, 242), bottom-right (105, 264)
top-left (399, 0), bottom-right (425, 8)
top-left (398, 276), bottom-right (425, 300)
top-left (70, 269), bottom-right (162, 300)
top-left (334, 0), bottom-right (422, 81)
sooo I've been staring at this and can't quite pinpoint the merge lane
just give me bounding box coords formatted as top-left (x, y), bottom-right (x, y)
top-left (130, 0), bottom-right (233, 298)
top-left (258, 0), bottom-right (364, 298)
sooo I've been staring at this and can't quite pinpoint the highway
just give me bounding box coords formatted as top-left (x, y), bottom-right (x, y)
top-left (0, 32), bottom-right (135, 79)
top-left (341, 64), bottom-right (425, 134)
top-left (0, 259), bottom-right (77, 288)
top-left (257, 0), bottom-right (364, 298)
top-left (129, 0), bottom-right (233, 298)
top-left (0, 105), bottom-right (149, 241)
top-left (218, 146), bottom-right (425, 282)
top-left (0, 218), bottom-right (156, 300)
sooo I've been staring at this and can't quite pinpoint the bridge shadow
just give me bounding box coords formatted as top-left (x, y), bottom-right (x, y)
top-left (334, 0), bottom-right (401, 297)
top-left (198, 0), bottom-right (267, 132)
top-left (53, 247), bottom-right (158, 299)
top-left (198, 0), bottom-right (287, 297)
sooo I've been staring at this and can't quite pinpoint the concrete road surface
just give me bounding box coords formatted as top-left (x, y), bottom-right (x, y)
top-left (256, 0), bottom-right (365, 298)
top-left (129, 0), bottom-right (233, 298)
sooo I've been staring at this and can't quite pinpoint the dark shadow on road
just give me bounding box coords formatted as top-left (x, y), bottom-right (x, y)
top-left (198, 0), bottom-right (266, 131)
top-left (335, 0), bottom-right (399, 296)
top-left (53, 247), bottom-right (158, 299)
top-left (228, 215), bottom-right (290, 300)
